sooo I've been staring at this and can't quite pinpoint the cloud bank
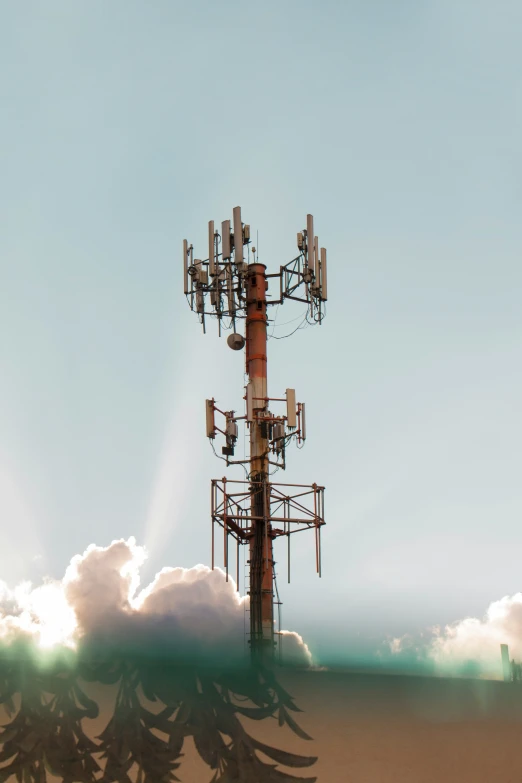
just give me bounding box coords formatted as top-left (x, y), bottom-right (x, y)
top-left (389, 593), bottom-right (522, 679)
top-left (0, 537), bottom-right (312, 666)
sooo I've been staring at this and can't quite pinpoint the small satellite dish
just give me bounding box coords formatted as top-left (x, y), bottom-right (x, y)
top-left (227, 333), bottom-right (245, 351)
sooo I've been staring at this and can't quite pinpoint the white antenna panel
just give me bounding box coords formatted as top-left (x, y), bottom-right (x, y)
top-left (226, 264), bottom-right (236, 314)
top-left (183, 239), bottom-right (189, 293)
top-left (208, 221), bottom-right (215, 276)
top-left (321, 248), bottom-right (327, 300)
top-left (233, 206), bottom-right (244, 269)
top-left (301, 403), bottom-right (306, 441)
top-left (205, 399), bottom-right (215, 438)
top-left (286, 389), bottom-right (296, 428)
top-left (222, 219), bottom-right (231, 259)
top-left (306, 214), bottom-right (314, 268)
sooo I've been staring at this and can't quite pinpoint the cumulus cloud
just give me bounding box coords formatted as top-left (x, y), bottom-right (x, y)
top-left (389, 593), bottom-right (522, 679)
top-left (277, 630), bottom-right (313, 667)
top-left (0, 538), bottom-right (312, 667)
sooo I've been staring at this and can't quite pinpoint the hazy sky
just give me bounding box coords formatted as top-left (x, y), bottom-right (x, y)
top-left (1, 0), bottom-right (521, 663)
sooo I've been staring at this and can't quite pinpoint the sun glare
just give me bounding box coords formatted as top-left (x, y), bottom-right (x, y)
top-left (144, 396), bottom-right (199, 557)
top-left (15, 582), bottom-right (78, 650)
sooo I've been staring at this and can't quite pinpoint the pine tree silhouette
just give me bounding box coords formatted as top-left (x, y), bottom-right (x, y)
top-left (0, 645), bottom-right (318, 782)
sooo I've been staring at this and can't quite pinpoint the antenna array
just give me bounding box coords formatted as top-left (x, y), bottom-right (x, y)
top-left (184, 208), bottom-right (327, 334)
top-left (183, 206), bottom-right (328, 664)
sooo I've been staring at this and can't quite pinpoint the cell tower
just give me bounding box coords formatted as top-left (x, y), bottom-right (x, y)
top-left (183, 207), bottom-right (327, 664)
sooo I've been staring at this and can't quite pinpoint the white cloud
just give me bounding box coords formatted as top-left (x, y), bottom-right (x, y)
top-left (0, 537), bottom-right (312, 666)
top-left (277, 630), bottom-right (313, 667)
top-left (389, 593), bottom-right (522, 679)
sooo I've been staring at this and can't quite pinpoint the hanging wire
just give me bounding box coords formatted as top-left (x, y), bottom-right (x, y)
top-left (271, 311), bottom-right (309, 330)
top-left (209, 440), bottom-right (249, 479)
top-left (268, 310), bottom-right (310, 340)
top-left (268, 303), bottom-right (281, 339)
top-left (223, 317), bottom-right (235, 331)
top-left (209, 440), bottom-right (228, 464)
top-left (307, 300), bottom-right (327, 325)
top-left (269, 431), bottom-right (295, 476)
top-left (269, 464), bottom-right (280, 477)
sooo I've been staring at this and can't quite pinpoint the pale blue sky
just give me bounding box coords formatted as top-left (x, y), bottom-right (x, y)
top-left (1, 0), bottom-right (521, 664)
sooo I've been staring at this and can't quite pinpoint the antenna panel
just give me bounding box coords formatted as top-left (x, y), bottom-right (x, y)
top-left (208, 221), bottom-right (215, 276)
top-left (233, 206), bottom-right (244, 270)
top-left (183, 239), bottom-right (189, 294)
top-left (222, 220), bottom-right (231, 259)
top-left (205, 399), bottom-right (215, 438)
top-left (286, 389), bottom-right (296, 428)
top-left (321, 248), bottom-right (327, 300)
top-left (314, 236), bottom-right (320, 288)
top-left (306, 215), bottom-right (314, 268)
top-left (226, 264), bottom-right (236, 314)
top-left (301, 403), bottom-right (306, 441)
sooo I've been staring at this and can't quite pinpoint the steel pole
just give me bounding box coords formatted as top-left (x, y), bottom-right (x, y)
top-left (245, 263), bottom-right (274, 663)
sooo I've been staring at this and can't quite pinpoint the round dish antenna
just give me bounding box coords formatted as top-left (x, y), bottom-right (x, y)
top-left (227, 333), bottom-right (245, 351)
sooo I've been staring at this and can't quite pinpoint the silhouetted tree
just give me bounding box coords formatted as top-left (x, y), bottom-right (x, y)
top-left (0, 646), bottom-right (317, 782)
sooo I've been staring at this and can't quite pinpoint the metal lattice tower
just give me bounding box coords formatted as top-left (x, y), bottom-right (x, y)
top-left (183, 207), bottom-right (327, 664)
